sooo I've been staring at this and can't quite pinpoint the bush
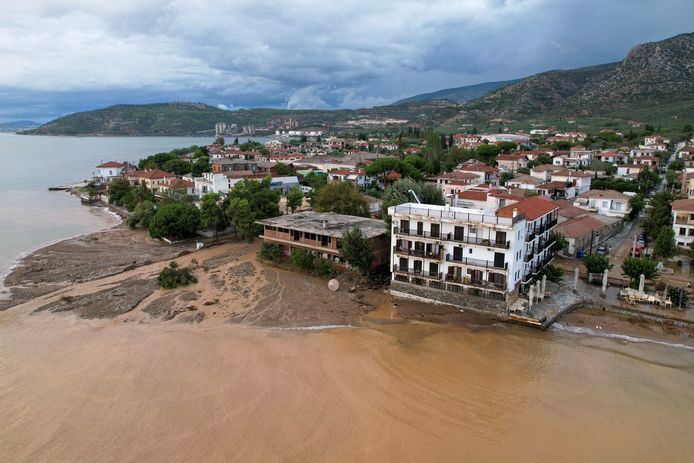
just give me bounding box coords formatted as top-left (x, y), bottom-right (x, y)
top-left (668, 287), bottom-right (690, 307)
top-left (539, 264), bottom-right (564, 283)
top-left (583, 254), bottom-right (611, 274)
top-left (148, 202), bottom-right (201, 240)
top-left (312, 258), bottom-right (337, 279)
top-left (157, 261), bottom-right (198, 289)
top-left (257, 243), bottom-right (283, 262)
top-left (291, 248), bottom-right (315, 271)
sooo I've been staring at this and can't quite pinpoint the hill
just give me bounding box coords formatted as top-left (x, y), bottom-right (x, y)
top-left (457, 32), bottom-right (694, 125)
top-left (394, 79), bottom-right (519, 104)
top-left (26, 100), bottom-right (460, 136)
top-left (0, 120), bottom-right (40, 132)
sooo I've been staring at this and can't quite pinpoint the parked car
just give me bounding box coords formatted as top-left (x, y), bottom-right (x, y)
top-left (596, 246), bottom-right (609, 256)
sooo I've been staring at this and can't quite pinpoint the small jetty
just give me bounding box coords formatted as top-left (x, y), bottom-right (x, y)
top-left (48, 181), bottom-right (87, 191)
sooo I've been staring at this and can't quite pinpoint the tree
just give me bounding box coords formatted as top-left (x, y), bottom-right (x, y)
top-left (339, 226), bottom-right (374, 274)
top-left (286, 186), bottom-right (303, 213)
top-left (629, 193), bottom-right (645, 220)
top-left (108, 177), bottom-right (132, 206)
top-left (552, 232), bottom-right (568, 252)
top-left (275, 162), bottom-right (295, 176)
top-left (313, 182), bottom-right (370, 217)
top-left (192, 156), bottom-right (211, 176)
top-left (475, 144), bottom-right (501, 161)
top-left (497, 141), bottom-right (517, 153)
top-left (85, 181), bottom-right (99, 201)
top-left (500, 172), bottom-right (515, 186)
top-left (233, 137), bottom-right (239, 145)
top-left (364, 158), bottom-right (403, 183)
top-left (159, 186), bottom-right (193, 204)
top-left (621, 256), bottom-right (659, 287)
top-left (157, 261), bottom-right (197, 289)
top-left (148, 202), bottom-right (201, 240)
top-left (538, 264), bottom-right (563, 283)
top-left (127, 200), bottom-right (156, 229)
top-left (583, 254), bottom-right (611, 274)
top-left (215, 136), bottom-right (225, 146)
top-left (668, 287), bottom-right (689, 308)
top-left (381, 178), bottom-right (445, 225)
top-left (653, 227), bottom-right (676, 258)
top-left (642, 191), bottom-right (673, 238)
top-left (226, 177), bottom-right (281, 240)
top-left (161, 159), bottom-right (192, 175)
top-left (200, 193), bottom-right (227, 241)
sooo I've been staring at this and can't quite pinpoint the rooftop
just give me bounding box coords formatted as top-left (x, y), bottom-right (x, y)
top-left (96, 161), bottom-right (126, 168)
top-left (577, 189), bottom-right (630, 200)
top-left (672, 199), bottom-right (694, 212)
top-left (554, 214), bottom-right (620, 239)
top-left (256, 212), bottom-right (387, 239)
top-left (496, 195), bottom-right (558, 221)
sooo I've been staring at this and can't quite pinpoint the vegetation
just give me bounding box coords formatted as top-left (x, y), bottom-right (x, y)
top-left (226, 177), bottom-right (281, 240)
top-left (313, 182), bottom-right (370, 217)
top-left (157, 261), bottom-right (198, 289)
top-left (108, 178), bottom-right (132, 206)
top-left (257, 242), bottom-right (283, 263)
top-left (552, 232), bottom-right (568, 252)
top-left (339, 226), bottom-right (374, 275)
top-left (629, 193), bottom-right (645, 220)
top-left (621, 256), bottom-right (659, 287)
top-left (652, 227), bottom-right (677, 258)
top-left (583, 254), bottom-right (611, 274)
top-left (641, 191), bottom-right (673, 239)
top-left (538, 264), bottom-right (563, 283)
top-left (286, 186), bottom-right (303, 213)
top-left (127, 200), bottom-right (156, 229)
top-left (199, 193), bottom-right (228, 240)
top-left (668, 287), bottom-right (690, 308)
top-left (148, 202), bottom-right (201, 240)
top-left (381, 178), bottom-right (445, 225)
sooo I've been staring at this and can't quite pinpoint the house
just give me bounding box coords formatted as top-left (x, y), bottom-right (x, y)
top-left (644, 135), bottom-right (670, 147)
top-left (211, 158), bottom-right (258, 173)
top-left (554, 214), bottom-right (623, 256)
top-left (457, 160), bottom-right (499, 186)
top-left (159, 178), bottom-right (195, 197)
top-left (505, 174), bottom-right (543, 191)
top-left (630, 148), bottom-right (655, 158)
top-left (616, 164), bottom-right (644, 178)
top-left (549, 169), bottom-right (592, 195)
top-left (256, 212), bottom-right (389, 268)
top-left (96, 161), bottom-right (127, 180)
top-left (388, 195), bottom-right (557, 310)
top-left (673, 199), bottom-right (694, 248)
top-left (327, 168), bottom-right (373, 188)
top-left (495, 153), bottom-right (528, 172)
top-left (553, 199), bottom-right (589, 223)
top-left (529, 164), bottom-right (563, 181)
top-left (573, 190), bottom-right (632, 218)
top-left (436, 171), bottom-right (481, 191)
top-left (680, 172), bottom-right (694, 198)
top-left (124, 169), bottom-right (177, 193)
top-left (632, 155), bottom-right (660, 168)
top-left (536, 181), bottom-right (576, 199)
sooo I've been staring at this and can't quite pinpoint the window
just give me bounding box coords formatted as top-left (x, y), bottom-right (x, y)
top-left (680, 228), bottom-right (686, 236)
top-left (469, 227), bottom-right (478, 235)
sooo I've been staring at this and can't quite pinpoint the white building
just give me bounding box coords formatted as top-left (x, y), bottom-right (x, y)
top-left (672, 199), bottom-right (694, 248)
top-left (96, 161), bottom-right (127, 180)
top-left (388, 195), bottom-right (558, 306)
top-left (573, 190), bottom-right (632, 218)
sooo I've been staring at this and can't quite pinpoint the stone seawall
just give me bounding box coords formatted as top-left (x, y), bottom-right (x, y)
top-left (389, 281), bottom-right (508, 318)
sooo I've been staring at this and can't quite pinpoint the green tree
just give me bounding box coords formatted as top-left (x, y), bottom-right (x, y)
top-left (500, 172), bottom-right (515, 186)
top-left (642, 191), bottom-right (673, 238)
top-left (149, 202), bottom-right (201, 240)
top-left (475, 144), bottom-right (501, 161)
top-left (497, 141), bottom-right (517, 153)
top-left (192, 156), bottom-right (211, 176)
top-left (313, 182), bottom-right (370, 217)
top-left (157, 261), bottom-right (197, 289)
top-left (668, 287), bottom-right (690, 308)
top-left (215, 136), bottom-right (225, 146)
top-left (200, 193), bottom-right (227, 241)
top-left (226, 177), bottom-right (281, 240)
top-left (160, 186), bottom-right (194, 204)
top-left (552, 232), bottom-right (568, 252)
top-left (275, 162), bottom-right (295, 176)
top-left (161, 159), bottom-right (193, 175)
top-left (286, 186), bottom-right (303, 213)
top-left (108, 177), bottom-right (132, 206)
top-left (291, 248), bottom-right (315, 271)
top-left (653, 227), bottom-right (676, 258)
top-left (122, 185), bottom-right (156, 211)
top-left (621, 256), bottom-right (659, 287)
top-left (629, 193), bottom-right (645, 220)
top-left (127, 200), bottom-right (156, 229)
top-left (538, 264), bottom-right (563, 283)
top-left (364, 157), bottom-right (403, 183)
top-left (339, 226), bottom-right (374, 274)
top-left (583, 254), bottom-right (611, 274)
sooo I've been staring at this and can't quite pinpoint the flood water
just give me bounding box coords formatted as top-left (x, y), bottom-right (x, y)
top-left (1, 312), bottom-right (692, 462)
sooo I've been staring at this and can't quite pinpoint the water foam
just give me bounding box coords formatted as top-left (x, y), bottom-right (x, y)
top-left (552, 322), bottom-right (694, 351)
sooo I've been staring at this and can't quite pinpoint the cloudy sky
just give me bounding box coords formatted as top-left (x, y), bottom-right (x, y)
top-left (1, 0), bottom-right (693, 122)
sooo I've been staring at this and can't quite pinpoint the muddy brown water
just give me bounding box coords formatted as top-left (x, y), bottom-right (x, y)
top-left (1, 312), bottom-right (693, 462)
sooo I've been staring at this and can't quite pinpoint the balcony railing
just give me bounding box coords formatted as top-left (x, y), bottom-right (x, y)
top-left (445, 234), bottom-right (510, 249)
top-left (392, 246), bottom-right (442, 259)
top-left (391, 204), bottom-right (523, 226)
top-left (445, 254), bottom-right (508, 271)
top-left (392, 265), bottom-right (442, 280)
top-left (393, 227), bottom-right (444, 240)
top-left (444, 274), bottom-right (506, 291)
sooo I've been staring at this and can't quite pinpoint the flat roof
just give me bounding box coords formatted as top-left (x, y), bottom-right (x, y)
top-left (256, 212), bottom-right (387, 239)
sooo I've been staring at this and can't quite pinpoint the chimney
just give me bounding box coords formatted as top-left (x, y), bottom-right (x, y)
top-left (512, 207), bottom-right (518, 218)
top-left (322, 220), bottom-right (327, 229)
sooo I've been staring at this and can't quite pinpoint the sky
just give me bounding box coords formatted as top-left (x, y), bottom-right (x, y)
top-left (1, 0), bottom-right (693, 122)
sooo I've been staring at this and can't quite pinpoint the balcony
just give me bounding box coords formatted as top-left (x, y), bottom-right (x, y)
top-left (392, 265), bottom-right (442, 280)
top-left (445, 254), bottom-right (508, 271)
top-left (393, 227), bottom-right (444, 240)
top-left (445, 233), bottom-right (510, 249)
top-left (392, 246), bottom-right (442, 260)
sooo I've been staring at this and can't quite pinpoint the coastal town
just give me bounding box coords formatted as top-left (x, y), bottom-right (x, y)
top-left (74, 121), bottom-right (694, 329)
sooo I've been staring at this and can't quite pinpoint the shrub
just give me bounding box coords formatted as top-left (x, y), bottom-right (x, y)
top-left (257, 243), bottom-right (283, 262)
top-left (539, 264), bottom-right (564, 283)
top-left (583, 254), bottom-right (611, 274)
top-left (668, 287), bottom-right (690, 307)
top-left (148, 202), bottom-right (201, 240)
top-left (313, 258), bottom-right (337, 279)
top-left (291, 248), bottom-right (315, 271)
top-left (157, 261), bottom-right (198, 289)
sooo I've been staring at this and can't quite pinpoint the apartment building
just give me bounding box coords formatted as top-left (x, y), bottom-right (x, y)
top-left (672, 199), bottom-right (694, 248)
top-left (388, 195), bottom-right (558, 311)
top-left (573, 190), bottom-right (632, 218)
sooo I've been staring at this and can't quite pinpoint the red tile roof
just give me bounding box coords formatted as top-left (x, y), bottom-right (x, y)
top-left (457, 190), bottom-right (488, 201)
top-left (97, 161), bottom-right (126, 168)
top-left (126, 169), bottom-right (175, 179)
top-left (672, 199), bottom-right (694, 212)
top-left (496, 195), bottom-right (557, 221)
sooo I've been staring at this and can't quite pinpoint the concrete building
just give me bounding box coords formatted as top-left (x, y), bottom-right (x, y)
top-left (574, 190), bottom-right (632, 218)
top-left (554, 214), bottom-right (622, 256)
top-left (388, 195), bottom-right (558, 308)
top-left (96, 161), bottom-right (127, 180)
top-left (256, 212), bottom-right (389, 268)
top-left (672, 199), bottom-right (694, 248)
top-left (124, 169), bottom-right (177, 193)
